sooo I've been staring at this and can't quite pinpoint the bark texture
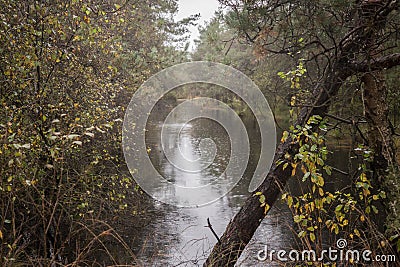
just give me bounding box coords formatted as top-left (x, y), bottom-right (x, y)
top-left (363, 72), bottom-right (396, 176)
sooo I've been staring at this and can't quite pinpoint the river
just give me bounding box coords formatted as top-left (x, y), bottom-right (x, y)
top-left (131, 99), bottom-right (353, 266)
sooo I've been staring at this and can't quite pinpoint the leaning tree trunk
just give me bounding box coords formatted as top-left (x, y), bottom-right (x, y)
top-left (205, 1), bottom-right (399, 266)
top-left (204, 59), bottom-right (352, 267)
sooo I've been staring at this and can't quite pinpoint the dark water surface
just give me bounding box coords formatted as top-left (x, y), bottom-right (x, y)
top-left (132, 101), bottom-right (352, 266)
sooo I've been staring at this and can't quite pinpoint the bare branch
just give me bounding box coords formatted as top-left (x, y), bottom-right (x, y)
top-left (349, 53), bottom-right (400, 72)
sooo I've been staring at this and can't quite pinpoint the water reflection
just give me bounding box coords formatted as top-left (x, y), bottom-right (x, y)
top-left (134, 100), bottom-right (287, 266)
top-left (136, 101), bottom-right (351, 266)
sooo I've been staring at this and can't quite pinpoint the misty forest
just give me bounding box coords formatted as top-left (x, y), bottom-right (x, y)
top-left (1, 0), bottom-right (400, 266)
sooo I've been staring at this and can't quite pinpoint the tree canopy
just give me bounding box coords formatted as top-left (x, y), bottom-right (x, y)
top-left (0, 0), bottom-right (193, 265)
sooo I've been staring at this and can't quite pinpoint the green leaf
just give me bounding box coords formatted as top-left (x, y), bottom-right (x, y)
top-left (310, 232), bottom-right (316, 242)
top-left (298, 230), bottom-right (306, 238)
top-left (389, 234), bottom-right (399, 241)
top-left (371, 205), bottom-right (378, 214)
top-left (335, 225), bottom-right (339, 234)
top-left (281, 131), bottom-right (289, 143)
top-left (287, 195), bottom-right (293, 207)
top-left (324, 166), bottom-right (332, 175)
top-left (397, 239), bottom-right (400, 252)
top-left (302, 172), bottom-right (310, 181)
top-left (335, 205), bottom-right (343, 212)
top-left (366, 206), bottom-right (371, 214)
top-left (283, 162), bottom-right (289, 170)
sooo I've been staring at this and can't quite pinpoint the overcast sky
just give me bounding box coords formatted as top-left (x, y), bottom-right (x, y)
top-left (175, 0), bottom-right (220, 50)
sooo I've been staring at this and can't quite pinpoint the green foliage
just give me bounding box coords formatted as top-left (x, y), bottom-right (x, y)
top-left (192, 14), bottom-right (294, 122)
top-left (254, 191), bottom-right (270, 214)
top-left (277, 59), bottom-right (307, 90)
top-left (0, 0), bottom-right (189, 265)
top-left (193, 14), bottom-right (256, 69)
top-left (202, 0), bottom-right (400, 263)
top-left (277, 116), bottom-right (393, 262)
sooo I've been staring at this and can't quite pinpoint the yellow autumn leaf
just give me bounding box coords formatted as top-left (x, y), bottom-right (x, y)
top-left (319, 187), bottom-right (324, 197)
top-left (264, 204), bottom-right (270, 214)
top-left (291, 163), bottom-right (297, 176)
top-left (354, 229), bottom-right (360, 237)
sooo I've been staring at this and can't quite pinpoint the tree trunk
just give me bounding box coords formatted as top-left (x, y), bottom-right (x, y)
top-left (204, 1), bottom-right (399, 266)
top-left (204, 61), bottom-right (352, 266)
top-left (362, 71), bottom-right (400, 249)
top-left (360, 1), bottom-right (400, 247)
top-left (363, 72), bottom-right (396, 181)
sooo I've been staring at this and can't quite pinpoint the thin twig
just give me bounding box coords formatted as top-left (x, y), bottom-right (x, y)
top-left (206, 218), bottom-right (221, 245)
